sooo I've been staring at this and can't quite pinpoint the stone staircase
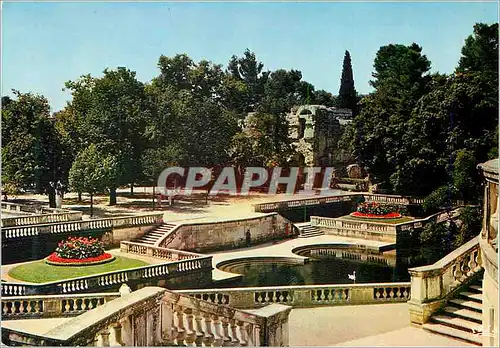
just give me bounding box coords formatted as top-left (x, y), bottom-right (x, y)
top-left (423, 279), bottom-right (483, 346)
top-left (133, 223), bottom-right (178, 245)
top-left (295, 223), bottom-right (324, 238)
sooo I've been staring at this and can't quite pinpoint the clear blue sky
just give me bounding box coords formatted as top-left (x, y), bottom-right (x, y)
top-left (2, 1), bottom-right (498, 112)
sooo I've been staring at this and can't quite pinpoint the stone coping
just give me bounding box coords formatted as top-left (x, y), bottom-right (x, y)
top-left (176, 281), bottom-right (412, 293)
top-left (408, 235), bottom-right (479, 274)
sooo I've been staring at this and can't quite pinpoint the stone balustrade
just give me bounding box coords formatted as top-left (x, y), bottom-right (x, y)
top-left (1, 256), bottom-right (213, 297)
top-left (120, 241), bottom-right (203, 261)
top-left (1, 202), bottom-right (69, 215)
top-left (1, 292), bottom-right (120, 319)
top-left (408, 236), bottom-right (482, 325)
top-left (1, 213), bottom-right (164, 240)
top-left (1, 211), bottom-right (83, 227)
top-left (2, 286), bottom-right (292, 347)
top-left (253, 194), bottom-right (360, 213)
top-left (176, 282), bottom-right (411, 309)
top-left (310, 207), bottom-right (464, 242)
top-left (252, 193), bottom-right (463, 213)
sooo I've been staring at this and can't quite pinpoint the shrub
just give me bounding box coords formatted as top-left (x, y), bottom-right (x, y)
top-left (356, 202), bottom-right (407, 216)
top-left (55, 236), bottom-right (105, 259)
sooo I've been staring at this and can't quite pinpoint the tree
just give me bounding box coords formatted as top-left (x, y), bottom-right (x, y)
top-left (312, 90), bottom-right (336, 107)
top-left (68, 144), bottom-right (119, 216)
top-left (66, 67), bottom-right (152, 204)
top-left (1, 91), bottom-right (66, 204)
top-left (457, 23), bottom-right (498, 78)
top-left (227, 49), bottom-right (269, 111)
top-left (337, 50), bottom-right (358, 114)
top-left (341, 43), bottom-right (433, 193)
top-left (141, 145), bottom-right (186, 208)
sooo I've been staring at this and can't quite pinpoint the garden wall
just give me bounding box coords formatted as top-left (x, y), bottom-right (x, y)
top-left (163, 213), bottom-right (295, 253)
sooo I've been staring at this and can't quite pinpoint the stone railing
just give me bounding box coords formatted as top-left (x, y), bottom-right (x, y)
top-left (253, 194), bottom-right (360, 213)
top-left (1, 292), bottom-right (120, 320)
top-left (1, 211), bottom-right (83, 227)
top-left (2, 286), bottom-right (292, 347)
top-left (252, 193), bottom-right (464, 213)
top-left (310, 207), bottom-right (464, 242)
top-left (407, 236), bottom-right (482, 325)
top-left (1, 256), bottom-right (213, 296)
top-left (120, 241), bottom-right (203, 261)
top-left (1, 202), bottom-right (69, 215)
top-left (176, 282), bottom-right (411, 309)
top-left (1, 213), bottom-right (164, 240)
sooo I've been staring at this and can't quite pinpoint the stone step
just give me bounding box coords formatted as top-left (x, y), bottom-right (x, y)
top-left (459, 292), bottom-right (482, 303)
top-left (423, 323), bottom-right (482, 346)
top-left (468, 285), bottom-right (483, 293)
top-left (443, 306), bottom-right (482, 324)
top-left (135, 240), bottom-right (155, 245)
top-left (431, 314), bottom-right (482, 333)
top-left (448, 299), bottom-right (483, 313)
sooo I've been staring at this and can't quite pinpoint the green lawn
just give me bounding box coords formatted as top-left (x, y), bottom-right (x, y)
top-left (339, 215), bottom-right (414, 224)
top-left (8, 256), bottom-right (148, 283)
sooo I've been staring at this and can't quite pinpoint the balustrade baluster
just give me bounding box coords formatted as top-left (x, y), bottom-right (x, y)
top-left (194, 311), bottom-right (205, 346)
top-left (184, 308), bottom-right (196, 346)
top-left (212, 315), bottom-right (224, 346)
top-left (229, 319), bottom-right (240, 346)
top-left (221, 317), bottom-right (232, 346)
top-left (111, 322), bottom-right (126, 346)
top-left (237, 321), bottom-right (248, 347)
top-left (175, 306), bottom-right (186, 345)
top-left (100, 329), bottom-right (111, 347)
top-left (202, 312), bottom-right (215, 346)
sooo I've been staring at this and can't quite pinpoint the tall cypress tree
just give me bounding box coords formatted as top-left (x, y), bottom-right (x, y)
top-left (337, 50), bottom-right (358, 115)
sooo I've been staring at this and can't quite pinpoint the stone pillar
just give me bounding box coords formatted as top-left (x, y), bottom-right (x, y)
top-left (249, 304), bottom-right (292, 346)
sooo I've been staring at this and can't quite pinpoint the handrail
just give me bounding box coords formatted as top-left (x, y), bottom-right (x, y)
top-left (120, 241), bottom-right (203, 260)
top-left (1, 292), bottom-right (121, 319)
top-left (1, 255), bottom-right (213, 296)
top-left (1, 286), bottom-right (292, 347)
top-left (176, 282), bottom-right (411, 309)
top-left (1, 211), bottom-right (83, 227)
top-left (1, 213), bottom-right (164, 239)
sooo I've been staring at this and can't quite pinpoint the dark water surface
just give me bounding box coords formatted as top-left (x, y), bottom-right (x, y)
top-left (217, 258), bottom-right (400, 287)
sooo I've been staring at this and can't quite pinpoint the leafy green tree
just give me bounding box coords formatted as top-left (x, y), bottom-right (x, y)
top-left (312, 90), bottom-right (337, 107)
top-left (68, 144), bottom-right (119, 216)
top-left (227, 49), bottom-right (269, 111)
top-left (457, 23), bottom-right (498, 78)
top-left (1, 91), bottom-right (66, 205)
top-left (336, 50), bottom-right (358, 114)
top-left (66, 67), bottom-right (152, 203)
top-left (342, 43), bottom-right (432, 193)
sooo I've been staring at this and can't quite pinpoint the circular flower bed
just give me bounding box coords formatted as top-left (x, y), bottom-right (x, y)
top-left (350, 202), bottom-right (403, 219)
top-left (45, 236), bottom-right (114, 266)
top-left (350, 211), bottom-right (402, 219)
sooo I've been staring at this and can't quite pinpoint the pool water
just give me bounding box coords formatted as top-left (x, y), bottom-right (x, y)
top-left (218, 258), bottom-right (400, 287)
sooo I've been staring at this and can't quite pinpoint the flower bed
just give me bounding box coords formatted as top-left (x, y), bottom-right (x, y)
top-left (351, 202), bottom-right (404, 219)
top-left (46, 252), bottom-right (115, 266)
top-left (45, 236), bottom-right (114, 266)
top-left (350, 211), bottom-right (402, 219)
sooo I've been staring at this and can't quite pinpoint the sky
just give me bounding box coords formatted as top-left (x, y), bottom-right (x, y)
top-left (2, 1), bottom-right (498, 112)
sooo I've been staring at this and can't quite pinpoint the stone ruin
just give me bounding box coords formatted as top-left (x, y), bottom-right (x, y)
top-left (287, 105), bottom-right (352, 167)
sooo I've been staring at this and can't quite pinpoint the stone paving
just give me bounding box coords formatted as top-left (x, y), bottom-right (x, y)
top-left (2, 304), bottom-right (470, 346)
top-left (289, 303), bottom-right (473, 346)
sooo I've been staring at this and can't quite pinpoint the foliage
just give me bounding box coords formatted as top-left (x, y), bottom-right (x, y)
top-left (356, 202), bottom-right (407, 216)
top-left (337, 50), bottom-right (358, 114)
top-left (453, 206), bottom-right (482, 247)
top-left (54, 236), bottom-right (104, 259)
top-left (1, 91), bottom-right (66, 194)
top-left (68, 144), bottom-right (119, 196)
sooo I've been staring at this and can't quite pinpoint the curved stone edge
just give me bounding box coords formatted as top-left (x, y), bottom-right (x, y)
top-left (44, 253), bottom-right (115, 267)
